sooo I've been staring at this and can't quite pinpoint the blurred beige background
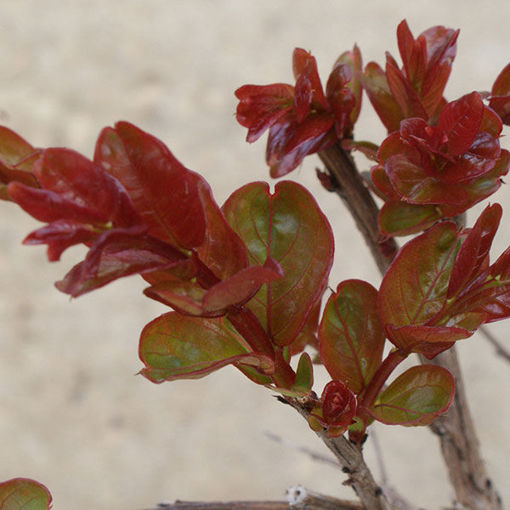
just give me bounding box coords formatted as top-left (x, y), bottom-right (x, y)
top-left (0, 1), bottom-right (509, 508)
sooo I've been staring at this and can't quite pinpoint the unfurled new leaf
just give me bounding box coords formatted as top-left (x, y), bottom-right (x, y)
top-left (223, 181), bottom-right (334, 346)
top-left (0, 478), bottom-right (52, 510)
top-left (369, 365), bottom-right (454, 426)
top-left (319, 280), bottom-right (384, 394)
top-left (139, 313), bottom-right (274, 383)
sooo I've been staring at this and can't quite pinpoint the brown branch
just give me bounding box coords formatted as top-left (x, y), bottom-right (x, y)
top-left (143, 486), bottom-right (363, 510)
top-left (317, 141), bottom-right (502, 510)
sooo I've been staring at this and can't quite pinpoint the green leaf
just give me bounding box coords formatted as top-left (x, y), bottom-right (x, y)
top-left (369, 365), bottom-right (454, 426)
top-left (292, 352), bottom-right (314, 394)
top-left (139, 312), bottom-right (274, 383)
top-left (319, 280), bottom-right (384, 394)
top-left (378, 201), bottom-right (442, 236)
top-left (378, 221), bottom-right (460, 328)
top-left (0, 478), bottom-right (52, 510)
top-left (222, 181), bottom-right (334, 346)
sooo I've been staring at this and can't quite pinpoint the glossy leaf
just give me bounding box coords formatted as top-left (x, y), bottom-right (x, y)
top-left (139, 312), bottom-right (274, 383)
top-left (95, 122), bottom-right (206, 249)
top-left (223, 181), bottom-right (334, 346)
top-left (0, 478), bottom-right (52, 510)
top-left (319, 280), bottom-right (384, 394)
top-left (369, 365), bottom-right (454, 426)
top-left (378, 221), bottom-right (460, 330)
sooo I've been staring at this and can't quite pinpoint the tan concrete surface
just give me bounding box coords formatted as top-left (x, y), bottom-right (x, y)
top-left (0, 1), bottom-right (509, 508)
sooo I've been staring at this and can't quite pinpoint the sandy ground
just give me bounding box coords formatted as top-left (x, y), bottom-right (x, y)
top-left (0, 1), bottom-right (509, 509)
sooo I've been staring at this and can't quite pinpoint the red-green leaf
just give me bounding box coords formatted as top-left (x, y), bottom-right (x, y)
top-left (378, 201), bottom-right (442, 236)
top-left (139, 312), bottom-right (273, 383)
top-left (378, 221), bottom-right (460, 329)
top-left (369, 365), bottom-right (454, 426)
top-left (223, 181), bottom-right (334, 346)
top-left (385, 324), bottom-right (470, 359)
top-left (319, 280), bottom-right (384, 394)
top-left (0, 478), bottom-right (52, 510)
top-left (95, 122), bottom-right (206, 249)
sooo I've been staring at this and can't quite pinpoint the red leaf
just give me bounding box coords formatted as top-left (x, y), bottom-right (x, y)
top-left (436, 92), bottom-right (484, 156)
top-left (223, 181), bottom-right (334, 346)
top-left (95, 122), bottom-right (207, 249)
top-left (448, 203), bottom-right (502, 298)
top-left (266, 112), bottom-right (334, 177)
top-left (235, 84), bottom-right (295, 142)
top-left (319, 280), bottom-right (384, 394)
top-left (292, 48), bottom-right (328, 110)
top-left (56, 228), bottom-right (186, 297)
top-left (195, 184), bottom-right (248, 280)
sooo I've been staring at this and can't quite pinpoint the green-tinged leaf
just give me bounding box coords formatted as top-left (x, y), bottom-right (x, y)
top-left (139, 312), bottom-right (274, 383)
top-left (386, 324), bottom-right (470, 358)
top-left (319, 280), bottom-right (384, 394)
top-left (292, 352), bottom-right (314, 394)
top-left (369, 365), bottom-right (454, 426)
top-left (378, 221), bottom-right (460, 329)
top-left (379, 201), bottom-right (442, 236)
top-left (223, 181), bottom-right (334, 346)
top-left (0, 478), bottom-right (52, 510)
top-left (361, 62), bottom-right (403, 132)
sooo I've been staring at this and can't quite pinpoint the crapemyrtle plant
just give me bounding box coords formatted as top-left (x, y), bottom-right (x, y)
top-left (1, 19), bottom-right (509, 510)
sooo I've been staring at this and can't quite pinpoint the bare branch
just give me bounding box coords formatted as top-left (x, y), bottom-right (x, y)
top-left (143, 486), bottom-right (363, 510)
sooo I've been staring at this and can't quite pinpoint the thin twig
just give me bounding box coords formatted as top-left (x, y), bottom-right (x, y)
top-left (317, 142), bottom-right (502, 510)
top-left (480, 325), bottom-right (510, 363)
top-left (264, 430), bottom-right (340, 469)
